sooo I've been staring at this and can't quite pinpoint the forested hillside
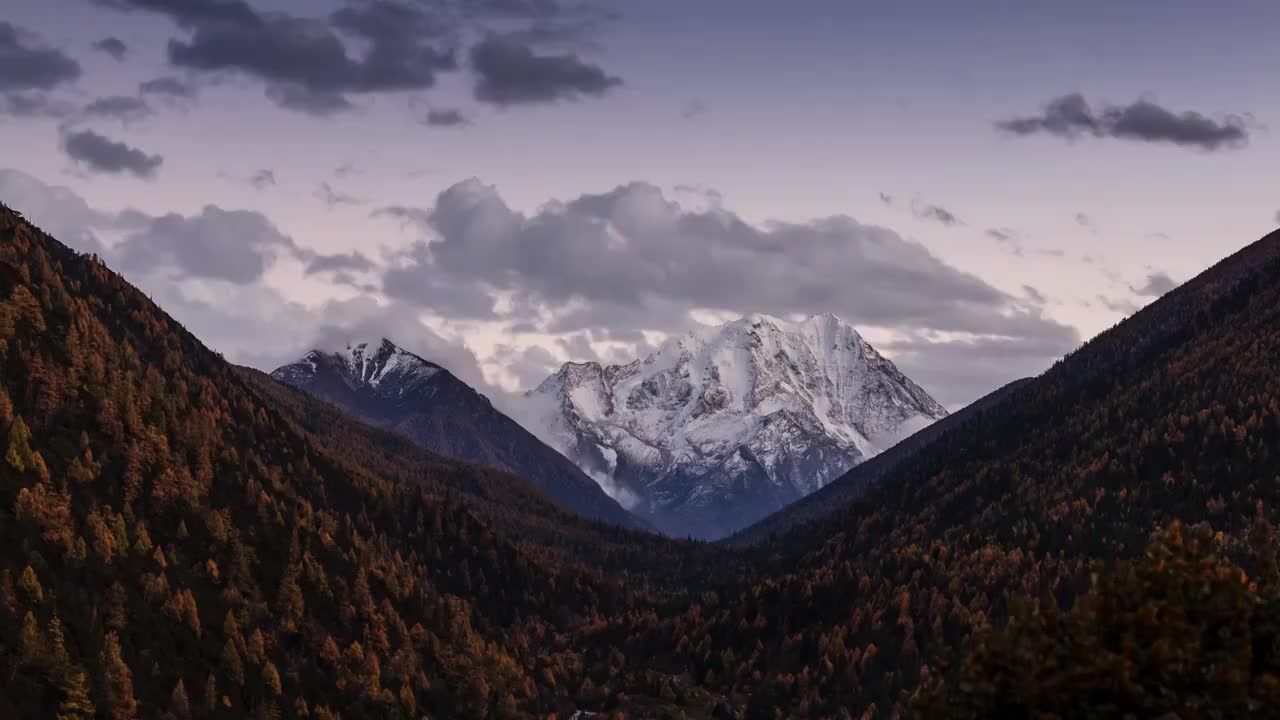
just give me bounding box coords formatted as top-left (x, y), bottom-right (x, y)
top-left (6, 197), bottom-right (1280, 719)
top-left (0, 203), bottom-right (728, 719)
top-left (575, 226), bottom-right (1280, 717)
top-left (235, 364), bottom-right (742, 590)
top-left (728, 378), bottom-right (1032, 547)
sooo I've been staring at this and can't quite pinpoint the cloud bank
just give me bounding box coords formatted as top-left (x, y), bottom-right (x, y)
top-left (998, 94), bottom-right (1249, 151)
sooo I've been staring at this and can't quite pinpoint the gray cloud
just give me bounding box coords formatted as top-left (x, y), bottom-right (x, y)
top-left (0, 22), bottom-right (82, 92)
top-left (381, 180), bottom-right (1079, 368)
top-left (0, 169), bottom-right (113, 254)
top-left (140, 278), bottom-right (486, 390)
top-left (0, 92), bottom-right (74, 119)
top-left (315, 182), bottom-right (363, 208)
top-left (491, 27), bottom-right (609, 57)
top-left (1000, 94), bottom-right (1098, 139)
top-left (672, 184), bottom-right (723, 208)
top-left (371, 204), bottom-right (432, 228)
top-left (98, 0), bottom-right (623, 115)
top-left (116, 205), bottom-right (296, 283)
top-left (142, 278), bottom-right (488, 392)
top-left (469, 34), bottom-right (620, 105)
top-left (382, 239), bottom-right (500, 319)
top-left (998, 93), bottom-right (1249, 151)
top-left (165, 3), bottom-right (454, 113)
top-left (1097, 295), bottom-right (1140, 315)
top-left (140, 76), bottom-right (199, 101)
top-left (1022, 285), bottom-right (1047, 304)
top-left (570, 328), bottom-right (662, 365)
top-left (263, 83), bottom-right (354, 116)
top-left (2, 166), bottom-right (491, 389)
top-left (468, 0), bottom-right (619, 46)
top-left (881, 193), bottom-right (961, 227)
top-left (884, 332), bottom-right (1073, 409)
top-left (423, 107), bottom-right (468, 126)
top-left (681, 99), bottom-right (707, 119)
top-left (555, 332), bottom-right (596, 361)
top-left (62, 129), bottom-right (164, 178)
top-left (249, 169), bottom-right (275, 190)
top-left (473, 0), bottom-right (574, 19)
top-left (93, 0), bottom-right (260, 27)
top-left (911, 198), bottom-right (962, 226)
top-left (329, 0), bottom-right (453, 42)
top-left (304, 251), bottom-right (375, 275)
top-left (93, 37), bottom-right (129, 61)
top-left (1131, 271), bottom-right (1178, 297)
top-left (987, 228), bottom-right (1065, 259)
top-left (83, 95), bottom-right (154, 123)
top-left (493, 343), bottom-right (561, 389)
top-left (986, 228), bottom-right (1023, 256)
top-left (303, 297), bottom-right (489, 390)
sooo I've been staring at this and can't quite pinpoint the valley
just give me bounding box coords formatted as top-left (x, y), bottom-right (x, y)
top-left (4, 202), bottom-right (1280, 717)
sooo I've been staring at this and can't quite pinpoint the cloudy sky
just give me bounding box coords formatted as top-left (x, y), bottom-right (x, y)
top-left (3, 0), bottom-right (1279, 408)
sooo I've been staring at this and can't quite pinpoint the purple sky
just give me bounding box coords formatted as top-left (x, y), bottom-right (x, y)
top-left (3, 0), bottom-right (1279, 407)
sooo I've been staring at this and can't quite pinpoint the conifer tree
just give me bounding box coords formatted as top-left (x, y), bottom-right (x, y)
top-left (100, 632), bottom-right (139, 720)
top-left (57, 667), bottom-right (96, 720)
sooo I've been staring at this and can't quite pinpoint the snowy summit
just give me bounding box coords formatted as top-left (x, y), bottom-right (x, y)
top-left (271, 338), bottom-right (443, 396)
top-left (520, 313), bottom-right (948, 538)
top-left (270, 338), bottom-right (646, 530)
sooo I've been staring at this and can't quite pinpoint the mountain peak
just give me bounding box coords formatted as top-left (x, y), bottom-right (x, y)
top-left (343, 337), bottom-right (396, 352)
top-left (520, 312), bottom-right (946, 538)
top-left (707, 311), bottom-right (858, 341)
top-left (269, 337), bottom-right (645, 530)
top-left (273, 337), bottom-right (443, 392)
top-left (327, 337), bottom-right (397, 361)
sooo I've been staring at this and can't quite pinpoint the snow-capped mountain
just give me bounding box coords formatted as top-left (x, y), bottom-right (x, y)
top-left (519, 314), bottom-right (948, 538)
top-left (271, 338), bottom-right (446, 405)
top-left (271, 339), bottom-right (645, 530)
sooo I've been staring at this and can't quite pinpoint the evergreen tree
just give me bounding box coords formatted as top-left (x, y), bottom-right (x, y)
top-left (56, 667), bottom-right (96, 720)
top-left (100, 632), bottom-right (139, 720)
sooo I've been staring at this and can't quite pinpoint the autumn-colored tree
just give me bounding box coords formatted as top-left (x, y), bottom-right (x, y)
top-left (18, 611), bottom-right (43, 668)
top-left (169, 679), bottom-right (191, 719)
top-left (917, 521), bottom-right (1280, 717)
top-left (262, 661), bottom-right (283, 697)
top-left (275, 567), bottom-right (305, 630)
top-left (202, 673), bottom-right (218, 716)
top-left (57, 667), bottom-right (96, 720)
top-left (221, 638), bottom-right (246, 687)
top-left (18, 564), bottom-right (42, 603)
top-left (100, 632), bottom-right (139, 720)
top-left (6, 415), bottom-right (46, 478)
top-left (5, 199), bottom-right (1280, 719)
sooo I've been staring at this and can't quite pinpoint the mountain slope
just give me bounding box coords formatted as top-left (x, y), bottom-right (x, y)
top-left (11, 191), bottom-right (1280, 718)
top-left (581, 227), bottom-right (1280, 716)
top-left (726, 376), bottom-right (1032, 546)
top-left (271, 340), bottom-right (645, 530)
top-left (0, 201), bottom-right (722, 719)
top-left (522, 313), bottom-right (947, 538)
top-left (236, 363), bottom-right (746, 589)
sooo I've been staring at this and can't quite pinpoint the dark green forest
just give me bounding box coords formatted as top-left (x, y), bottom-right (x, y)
top-left (4, 200), bottom-right (1280, 719)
